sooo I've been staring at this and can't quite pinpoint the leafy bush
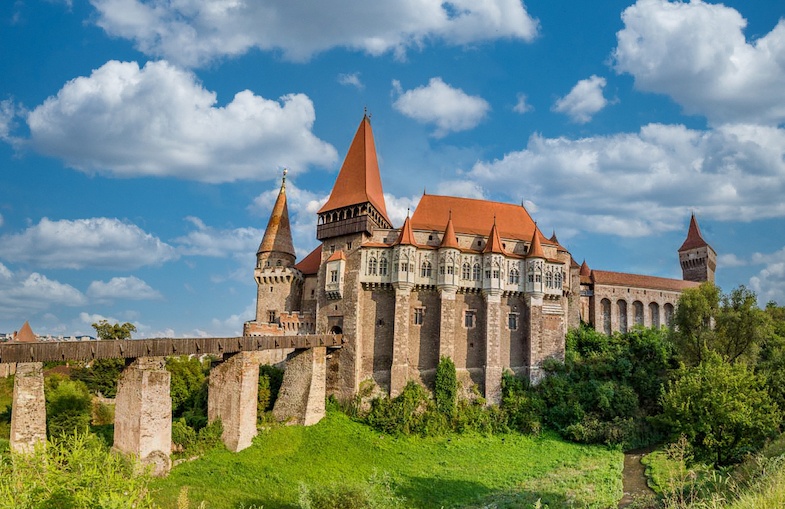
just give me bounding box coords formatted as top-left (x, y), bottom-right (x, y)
top-left (70, 359), bottom-right (125, 398)
top-left (0, 432), bottom-right (155, 509)
top-left (258, 364), bottom-right (284, 417)
top-left (365, 381), bottom-right (444, 436)
top-left (434, 356), bottom-right (457, 419)
top-left (172, 418), bottom-right (198, 452)
top-left (167, 356), bottom-right (208, 419)
top-left (171, 418), bottom-right (224, 457)
top-left (660, 352), bottom-right (781, 466)
top-left (500, 372), bottom-right (542, 434)
top-left (45, 376), bottom-right (92, 438)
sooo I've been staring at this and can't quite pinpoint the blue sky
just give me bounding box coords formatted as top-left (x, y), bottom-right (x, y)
top-left (1, 0), bottom-right (784, 338)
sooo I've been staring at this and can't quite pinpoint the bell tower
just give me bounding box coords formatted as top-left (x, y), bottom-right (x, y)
top-left (678, 214), bottom-right (716, 283)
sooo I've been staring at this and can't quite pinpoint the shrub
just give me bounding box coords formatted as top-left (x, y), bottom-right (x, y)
top-left (365, 381), bottom-right (437, 436)
top-left (167, 356), bottom-right (208, 418)
top-left (434, 356), bottom-right (457, 419)
top-left (45, 377), bottom-right (92, 438)
top-left (500, 372), bottom-right (542, 434)
top-left (258, 364), bottom-right (285, 416)
top-left (0, 432), bottom-right (156, 509)
top-left (297, 471), bottom-right (404, 509)
top-left (172, 419), bottom-right (197, 451)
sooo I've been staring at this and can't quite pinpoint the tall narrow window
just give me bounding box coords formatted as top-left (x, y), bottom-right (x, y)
top-left (508, 313), bottom-right (518, 331)
top-left (462, 263), bottom-right (471, 280)
top-left (421, 261), bottom-right (432, 278)
top-left (472, 264), bottom-right (481, 281)
top-left (464, 310), bottom-right (476, 328)
top-left (379, 258), bottom-right (388, 276)
top-left (413, 308), bottom-right (424, 325)
top-left (545, 272), bottom-right (554, 288)
top-left (330, 270), bottom-right (338, 283)
top-left (268, 310), bottom-right (277, 323)
top-left (368, 257), bottom-right (378, 275)
top-left (509, 268), bottom-right (520, 284)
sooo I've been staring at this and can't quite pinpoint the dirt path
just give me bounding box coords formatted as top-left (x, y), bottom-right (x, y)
top-left (619, 449), bottom-right (656, 508)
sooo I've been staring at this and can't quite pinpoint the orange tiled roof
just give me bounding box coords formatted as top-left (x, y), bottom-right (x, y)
top-left (326, 250), bottom-right (347, 262)
top-left (318, 115), bottom-right (391, 224)
top-left (15, 321), bottom-right (36, 343)
top-left (679, 214), bottom-right (709, 252)
top-left (294, 245), bottom-right (322, 275)
top-left (440, 215), bottom-right (459, 249)
top-left (394, 216), bottom-right (417, 246)
top-left (591, 270), bottom-right (700, 292)
top-left (527, 227), bottom-right (545, 258)
top-left (482, 222), bottom-right (506, 254)
top-left (410, 194), bottom-right (548, 244)
top-left (258, 176), bottom-right (295, 256)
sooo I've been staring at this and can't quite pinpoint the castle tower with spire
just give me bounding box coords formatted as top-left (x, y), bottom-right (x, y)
top-left (678, 214), bottom-right (716, 283)
top-left (249, 114), bottom-right (713, 402)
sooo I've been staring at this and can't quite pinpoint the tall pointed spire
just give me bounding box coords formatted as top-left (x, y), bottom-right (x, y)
top-left (394, 215), bottom-right (417, 246)
top-left (258, 170), bottom-right (295, 258)
top-left (482, 221), bottom-right (506, 254)
top-left (14, 321), bottom-right (36, 343)
top-left (527, 226), bottom-right (545, 259)
top-left (318, 115), bottom-right (391, 224)
top-left (440, 213), bottom-right (459, 249)
top-left (678, 213), bottom-right (709, 252)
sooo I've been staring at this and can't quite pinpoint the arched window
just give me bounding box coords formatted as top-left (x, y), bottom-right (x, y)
top-left (509, 267), bottom-right (520, 284)
top-left (368, 257), bottom-right (378, 275)
top-left (462, 263), bottom-right (471, 280)
top-left (649, 302), bottom-right (660, 329)
top-left (601, 299), bottom-right (611, 336)
top-left (421, 261), bottom-right (432, 278)
top-left (633, 301), bottom-right (644, 326)
top-left (618, 300), bottom-right (628, 333)
top-left (545, 272), bottom-right (554, 289)
top-left (472, 263), bottom-right (481, 281)
top-left (379, 258), bottom-right (388, 276)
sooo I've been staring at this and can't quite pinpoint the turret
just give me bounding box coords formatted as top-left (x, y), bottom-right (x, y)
top-left (253, 170), bottom-right (302, 323)
top-left (392, 215), bottom-right (417, 289)
top-left (482, 220), bottom-right (505, 293)
top-left (678, 214), bottom-right (716, 283)
top-left (525, 227), bottom-right (545, 295)
top-left (437, 213), bottom-right (460, 289)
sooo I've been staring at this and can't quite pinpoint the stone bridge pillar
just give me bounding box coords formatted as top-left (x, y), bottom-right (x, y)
top-left (208, 352), bottom-right (261, 452)
top-left (273, 347), bottom-right (326, 426)
top-left (390, 285), bottom-right (412, 397)
top-left (483, 290), bottom-right (503, 405)
top-left (10, 362), bottom-right (46, 454)
top-left (114, 357), bottom-right (171, 476)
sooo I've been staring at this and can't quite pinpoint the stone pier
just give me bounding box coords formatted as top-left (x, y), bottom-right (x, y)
top-left (438, 287), bottom-right (457, 360)
top-left (207, 352), bottom-right (261, 453)
top-left (273, 347), bottom-right (326, 426)
top-left (390, 285), bottom-right (412, 397)
top-left (10, 362), bottom-right (46, 454)
top-left (114, 357), bottom-right (172, 476)
top-left (483, 291), bottom-right (503, 405)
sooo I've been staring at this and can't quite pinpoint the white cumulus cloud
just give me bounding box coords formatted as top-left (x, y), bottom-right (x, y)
top-left (552, 75), bottom-right (608, 123)
top-left (0, 263), bottom-right (86, 319)
top-left (89, 0), bottom-right (538, 67)
top-left (87, 276), bottom-right (163, 301)
top-left (22, 60), bottom-right (337, 182)
top-left (614, 0), bottom-right (785, 125)
top-left (338, 72), bottom-right (364, 90)
top-left (513, 93), bottom-right (533, 114)
top-left (175, 217), bottom-right (263, 258)
top-left (0, 217), bottom-right (177, 269)
top-left (392, 78), bottom-right (490, 137)
top-left (469, 123), bottom-right (785, 237)
top-left (750, 246), bottom-right (785, 305)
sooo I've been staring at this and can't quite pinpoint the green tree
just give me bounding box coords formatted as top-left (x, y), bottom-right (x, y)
top-left (714, 285), bottom-right (772, 364)
top-left (660, 352), bottom-right (781, 466)
top-left (70, 358), bottom-right (125, 397)
top-left (166, 356), bottom-right (207, 417)
top-left (671, 282), bottom-right (721, 365)
top-left (91, 320), bottom-right (136, 340)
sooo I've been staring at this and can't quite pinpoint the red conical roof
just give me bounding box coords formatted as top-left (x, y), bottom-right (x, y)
top-left (440, 214), bottom-right (459, 249)
top-left (258, 174), bottom-right (295, 257)
top-left (679, 214), bottom-right (709, 252)
top-left (15, 321), bottom-right (36, 343)
top-left (579, 260), bottom-right (591, 277)
top-left (527, 227), bottom-right (545, 259)
top-left (318, 115), bottom-right (391, 224)
top-left (482, 221), bottom-right (506, 254)
top-left (394, 215), bottom-right (417, 246)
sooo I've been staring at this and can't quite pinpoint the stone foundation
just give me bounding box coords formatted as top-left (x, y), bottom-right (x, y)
top-left (10, 362), bottom-right (46, 454)
top-left (273, 347), bottom-right (326, 426)
top-left (207, 352), bottom-right (261, 452)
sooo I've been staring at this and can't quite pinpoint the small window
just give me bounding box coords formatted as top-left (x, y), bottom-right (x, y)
top-left (347, 241), bottom-right (352, 250)
top-left (447, 265), bottom-right (454, 275)
top-left (330, 270), bottom-right (338, 283)
top-left (268, 310), bottom-right (277, 323)
top-left (413, 308), bottom-right (424, 325)
top-left (276, 259), bottom-right (282, 267)
top-left (492, 269), bottom-right (500, 279)
top-left (472, 264), bottom-right (481, 281)
top-left (462, 263), bottom-right (471, 280)
top-left (368, 257), bottom-right (378, 275)
top-left (428, 235), bottom-right (433, 241)
top-left (379, 258), bottom-right (388, 276)
top-left (508, 313), bottom-right (518, 331)
top-left (421, 261), bottom-right (432, 278)
top-left (377, 318), bottom-right (385, 326)
top-left (464, 310), bottom-right (476, 328)
top-left (265, 261), bottom-right (271, 267)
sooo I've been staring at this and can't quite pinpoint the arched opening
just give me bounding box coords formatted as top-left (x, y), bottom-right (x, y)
top-left (633, 301), bottom-right (644, 326)
top-left (664, 303), bottom-right (674, 326)
top-left (330, 326), bottom-right (343, 335)
top-left (601, 298), bottom-right (611, 336)
top-left (618, 300), bottom-right (628, 333)
top-left (649, 302), bottom-right (660, 328)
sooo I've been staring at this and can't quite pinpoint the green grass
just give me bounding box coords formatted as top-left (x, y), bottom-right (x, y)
top-left (151, 410), bottom-right (622, 509)
top-left (0, 376), bottom-right (12, 443)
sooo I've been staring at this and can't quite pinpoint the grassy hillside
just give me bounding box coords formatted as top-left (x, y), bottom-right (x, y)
top-left (151, 410), bottom-right (622, 509)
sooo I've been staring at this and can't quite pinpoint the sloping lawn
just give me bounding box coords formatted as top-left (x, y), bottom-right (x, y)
top-left (152, 410), bottom-right (622, 509)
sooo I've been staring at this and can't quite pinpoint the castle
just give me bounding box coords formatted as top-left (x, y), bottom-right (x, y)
top-left (244, 115), bottom-right (716, 404)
